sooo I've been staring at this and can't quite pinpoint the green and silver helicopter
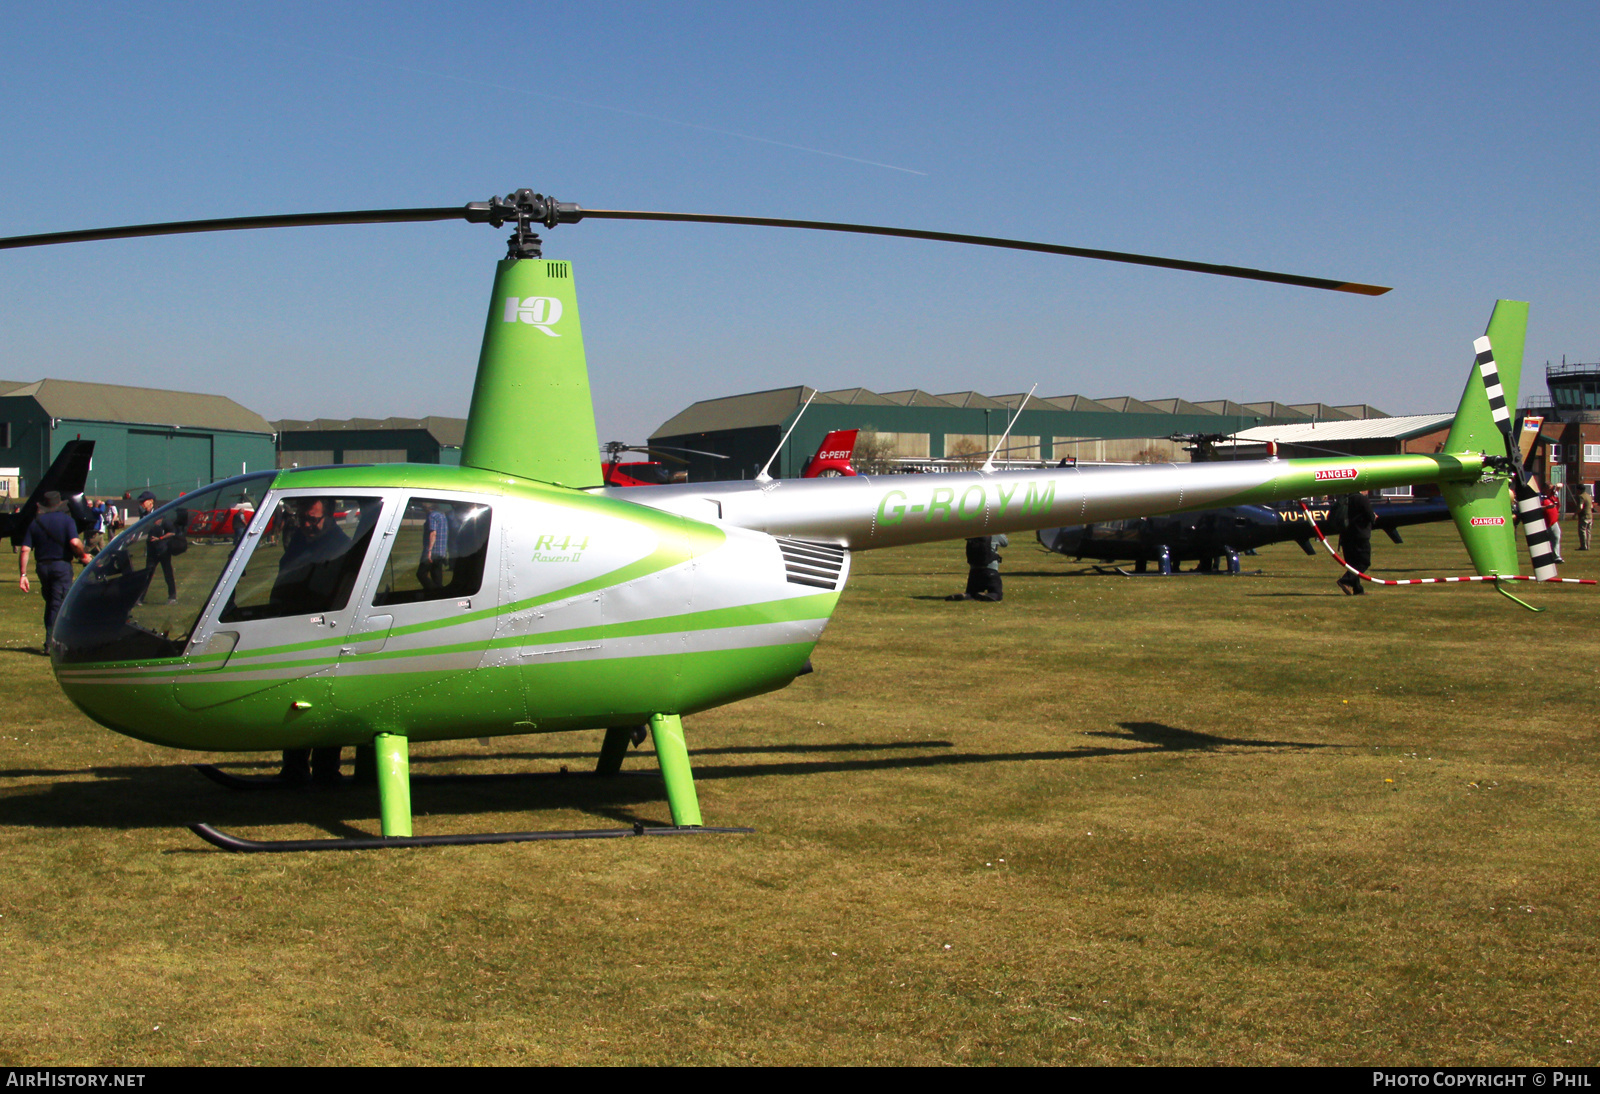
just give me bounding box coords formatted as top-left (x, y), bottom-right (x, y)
top-left (0, 191), bottom-right (1551, 851)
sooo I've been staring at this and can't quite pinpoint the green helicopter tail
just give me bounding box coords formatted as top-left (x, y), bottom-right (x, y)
top-left (1440, 300), bottom-right (1528, 578)
top-left (460, 257), bottom-right (602, 487)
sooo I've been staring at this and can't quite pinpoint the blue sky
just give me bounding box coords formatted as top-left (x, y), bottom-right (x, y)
top-left (2, 2), bottom-right (1595, 444)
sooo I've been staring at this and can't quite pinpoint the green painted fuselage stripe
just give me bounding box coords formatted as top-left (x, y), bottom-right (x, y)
top-left (1219, 454), bottom-right (1483, 507)
top-left (67, 642), bottom-right (817, 751)
top-left (57, 592), bottom-right (839, 682)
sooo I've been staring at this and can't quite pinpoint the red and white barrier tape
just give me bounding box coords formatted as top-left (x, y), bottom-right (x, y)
top-left (1295, 500), bottom-right (1596, 586)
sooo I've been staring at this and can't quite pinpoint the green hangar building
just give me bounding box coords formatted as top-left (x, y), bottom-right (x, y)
top-left (0, 379), bottom-right (275, 501)
top-left (650, 386), bottom-right (1389, 481)
top-left (273, 417), bottom-right (466, 469)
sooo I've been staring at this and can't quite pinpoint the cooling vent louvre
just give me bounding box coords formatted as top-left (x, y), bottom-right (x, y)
top-left (776, 538), bottom-right (847, 590)
top-left (547, 262), bottom-right (569, 278)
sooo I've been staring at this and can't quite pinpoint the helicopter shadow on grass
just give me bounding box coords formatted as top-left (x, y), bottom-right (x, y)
top-left (1097, 721), bottom-right (1333, 752)
top-left (0, 741), bottom-right (961, 836)
top-left (0, 759), bottom-right (678, 837)
top-left (0, 726), bottom-right (1331, 838)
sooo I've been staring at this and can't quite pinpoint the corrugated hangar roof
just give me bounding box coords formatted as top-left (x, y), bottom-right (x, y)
top-left (655, 384), bottom-right (1400, 439)
top-left (275, 416), bottom-right (468, 446)
top-left (822, 388), bottom-right (898, 406)
top-left (1040, 394), bottom-right (1117, 412)
top-left (1225, 414), bottom-right (1453, 445)
top-left (1194, 399), bottom-right (1253, 418)
top-left (937, 391), bottom-right (1011, 409)
top-left (879, 389), bottom-right (955, 407)
top-left (1288, 403), bottom-right (1355, 420)
top-left (4, 379), bottom-right (273, 434)
top-left (1244, 401), bottom-right (1311, 421)
top-left (1145, 398), bottom-right (1217, 416)
top-left (1095, 396), bottom-right (1164, 414)
top-left (652, 386), bottom-right (837, 436)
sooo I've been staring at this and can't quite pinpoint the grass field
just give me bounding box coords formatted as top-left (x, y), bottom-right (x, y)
top-left (1, 521), bottom-right (1596, 1065)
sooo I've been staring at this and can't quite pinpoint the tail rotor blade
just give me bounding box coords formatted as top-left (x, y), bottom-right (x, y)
top-left (1476, 336), bottom-right (1559, 580)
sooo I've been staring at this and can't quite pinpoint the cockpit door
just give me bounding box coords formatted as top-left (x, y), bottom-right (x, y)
top-left (331, 493), bottom-right (500, 715)
top-left (174, 492), bottom-right (387, 713)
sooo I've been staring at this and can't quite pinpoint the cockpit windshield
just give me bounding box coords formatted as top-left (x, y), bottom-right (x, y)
top-left (53, 472), bottom-right (277, 664)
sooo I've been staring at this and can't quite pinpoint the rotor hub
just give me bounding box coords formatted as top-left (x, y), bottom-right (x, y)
top-left (463, 190), bottom-right (584, 260)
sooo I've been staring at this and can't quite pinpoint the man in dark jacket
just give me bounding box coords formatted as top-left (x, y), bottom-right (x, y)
top-left (1337, 491), bottom-right (1376, 596)
top-left (19, 491), bottom-right (91, 646)
top-left (135, 490), bottom-right (179, 605)
top-left (948, 534), bottom-right (1009, 601)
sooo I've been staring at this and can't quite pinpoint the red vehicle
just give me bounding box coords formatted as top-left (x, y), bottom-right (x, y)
top-left (799, 430), bottom-right (858, 477)
top-left (181, 505), bottom-right (263, 540)
top-left (603, 431), bottom-right (859, 487)
top-left (601, 444), bottom-right (692, 487)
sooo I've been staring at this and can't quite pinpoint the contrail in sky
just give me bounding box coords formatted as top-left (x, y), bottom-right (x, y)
top-left (231, 34), bottom-right (928, 177)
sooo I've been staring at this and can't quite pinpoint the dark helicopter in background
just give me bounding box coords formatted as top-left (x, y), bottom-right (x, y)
top-left (1036, 432), bottom-right (1452, 573)
top-left (1036, 494), bottom-right (1450, 573)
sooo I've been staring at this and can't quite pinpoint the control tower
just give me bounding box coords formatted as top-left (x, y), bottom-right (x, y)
top-left (1543, 358), bottom-right (1600, 423)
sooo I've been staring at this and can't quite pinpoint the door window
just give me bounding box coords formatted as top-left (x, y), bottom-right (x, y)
top-left (372, 498), bottom-right (493, 606)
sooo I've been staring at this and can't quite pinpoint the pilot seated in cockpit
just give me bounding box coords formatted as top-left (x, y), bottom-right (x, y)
top-left (270, 497), bottom-right (354, 615)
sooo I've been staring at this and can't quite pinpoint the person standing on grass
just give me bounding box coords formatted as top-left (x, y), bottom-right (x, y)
top-left (1540, 482), bottom-right (1564, 564)
top-left (1337, 490), bottom-right (1376, 596)
top-left (1578, 485), bottom-right (1592, 552)
top-left (947, 534), bottom-right (1008, 601)
top-left (18, 490), bottom-right (91, 649)
top-left (135, 491), bottom-right (178, 605)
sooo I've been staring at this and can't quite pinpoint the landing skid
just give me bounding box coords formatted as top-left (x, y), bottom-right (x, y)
top-left (190, 821), bottom-right (754, 853)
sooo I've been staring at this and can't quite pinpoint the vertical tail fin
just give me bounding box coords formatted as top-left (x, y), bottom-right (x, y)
top-left (461, 258), bottom-right (601, 487)
top-left (804, 430), bottom-right (859, 477)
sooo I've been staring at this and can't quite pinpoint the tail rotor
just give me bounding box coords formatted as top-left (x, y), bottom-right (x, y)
top-left (1473, 335), bottom-right (1560, 580)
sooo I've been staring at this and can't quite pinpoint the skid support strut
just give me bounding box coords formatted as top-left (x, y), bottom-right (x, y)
top-left (375, 732), bottom-right (412, 837)
top-left (650, 712), bottom-right (703, 827)
top-left (596, 725), bottom-right (634, 776)
top-left (187, 716), bottom-right (749, 851)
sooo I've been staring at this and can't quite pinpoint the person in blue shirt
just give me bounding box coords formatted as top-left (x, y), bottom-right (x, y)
top-left (86, 499), bottom-right (106, 553)
top-left (416, 502), bottom-right (451, 591)
top-left (18, 491), bottom-right (91, 647)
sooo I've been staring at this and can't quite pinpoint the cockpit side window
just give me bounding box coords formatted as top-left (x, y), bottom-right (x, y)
top-left (52, 471), bottom-right (276, 664)
top-left (219, 496), bottom-right (384, 622)
top-left (372, 498), bottom-right (493, 606)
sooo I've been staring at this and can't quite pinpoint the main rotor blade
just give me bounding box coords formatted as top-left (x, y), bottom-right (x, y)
top-left (575, 209), bottom-right (1391, 296)
top-left (0, 208), bottom-right (467, 250)
top-left (0, 197), bottom-right (1392, 296)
